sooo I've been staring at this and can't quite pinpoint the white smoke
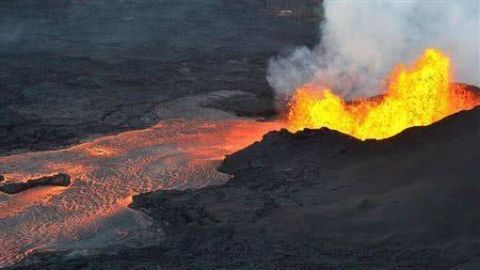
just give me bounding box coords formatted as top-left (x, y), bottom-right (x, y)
top-left (267, 0), bottom-right (480, 99)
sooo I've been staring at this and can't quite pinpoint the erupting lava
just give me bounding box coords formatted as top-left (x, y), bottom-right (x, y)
top-left (287, 49), bottom-right (480, 140)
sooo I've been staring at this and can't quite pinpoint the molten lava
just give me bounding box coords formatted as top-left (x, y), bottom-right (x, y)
top-left (287, 49), bottom-right (480, 140)
top-left (0, 119), bottom-right (283, 267)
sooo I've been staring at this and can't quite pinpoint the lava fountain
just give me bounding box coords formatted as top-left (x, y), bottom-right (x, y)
top-left (0, 48), bottom-right (478, 268)
top-left (287, 49), bottom-right (480, 140)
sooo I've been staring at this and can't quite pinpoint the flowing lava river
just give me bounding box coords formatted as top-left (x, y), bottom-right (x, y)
top-left (0, 49), bottom-right (478, 267)
top-left (0, 117), bottom-right (283, 267)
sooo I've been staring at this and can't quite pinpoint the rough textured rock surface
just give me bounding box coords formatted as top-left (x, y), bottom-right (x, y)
top-left (0, 0), bottom-right (319, 155)
top-left (11, 107), bottom-right (479, 269)
top-left (0, 173), bottom-right (71, 194)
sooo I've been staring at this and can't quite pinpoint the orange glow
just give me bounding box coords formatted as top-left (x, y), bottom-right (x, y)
top-left (287, 49), bottom-right (480, 140)
top-left (80, 145), bottom-right (119, 158)
top-left (0, 119), bottom-right (283, 267)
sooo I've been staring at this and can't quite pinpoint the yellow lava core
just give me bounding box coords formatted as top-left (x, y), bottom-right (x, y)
top-left (287, 48), bottom-right (480, 140)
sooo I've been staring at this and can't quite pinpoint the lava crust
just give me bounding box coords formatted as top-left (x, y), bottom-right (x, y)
top-left (0, 173), bottom-right (71, 195)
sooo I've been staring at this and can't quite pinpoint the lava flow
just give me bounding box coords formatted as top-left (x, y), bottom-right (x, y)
top-left (1, 48), bottom-right (478, 268)
top-left (0, 119), bottom-right (282, 267)
top-left (287, 48), bottom-right (480, 140)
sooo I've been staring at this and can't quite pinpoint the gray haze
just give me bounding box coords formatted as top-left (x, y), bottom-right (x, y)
top-left (267, 0), bottom-right (480, 99)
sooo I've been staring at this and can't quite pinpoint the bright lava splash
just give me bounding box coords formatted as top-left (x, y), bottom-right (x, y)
top-left (287, 49), bottom-right (480, 140)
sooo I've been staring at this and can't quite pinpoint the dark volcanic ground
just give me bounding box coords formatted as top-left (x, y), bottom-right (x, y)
top-left (3, 1), bottom-right (480, 269)
top-left (0, 0), bottom-right (319, 155)
top-left (10, 105), bottom-right (480, 270)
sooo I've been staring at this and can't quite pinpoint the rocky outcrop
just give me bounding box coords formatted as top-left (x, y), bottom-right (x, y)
top-left (0, 173), bottom-right (71, 195)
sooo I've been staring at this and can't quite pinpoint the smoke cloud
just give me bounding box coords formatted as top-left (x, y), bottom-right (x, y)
top-left (267, 0), bottom-right (480, 99)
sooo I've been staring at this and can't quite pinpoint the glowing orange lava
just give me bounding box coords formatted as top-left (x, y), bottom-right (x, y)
top-left (0, 119), bottom-right (282, 267)
top-left (287, 48), bottom-right (480, 140)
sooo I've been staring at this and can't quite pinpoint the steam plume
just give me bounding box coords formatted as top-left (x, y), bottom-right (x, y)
top-left (267, 1), bottom-right (480, 99)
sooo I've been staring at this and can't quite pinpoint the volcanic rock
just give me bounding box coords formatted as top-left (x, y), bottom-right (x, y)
top-left (128, 108), bottom-right (480, 269)
top-left (12, 107), bottom-right (479, 269)
top-left (0, 1), bottom-right (318, 155)
top-left (0, 173), bottom-right (71, 195)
